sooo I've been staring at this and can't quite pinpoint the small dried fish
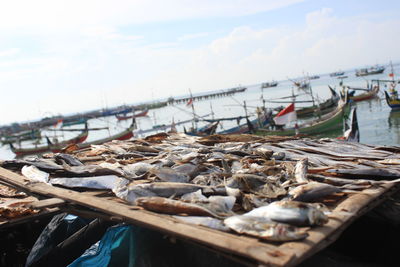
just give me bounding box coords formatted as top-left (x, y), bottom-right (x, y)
top-left (224, 215), bottom-right (308, 241)
top-left (50, 175), bottom-right (121, 190)
top-left (21, 165), bottom-right (49, 183)
top-left (294, 158), bottom-right (309, 183)
top-left (288, 182), bottom-right (343, 202)
top-left (245, 200), bottom-right (328, 226)
top-left (54, 153), bottom-right (83, 166)
top-left (151, 167), bottom-right (190, 183)
top-left (173, 216), bottom-right (230, 231)
top-left (135, 197), bottom-right (221, 218)
top-left (113, 181), bottom-right (221, 204)
top-left (325, 168), bottom-right (400, 180)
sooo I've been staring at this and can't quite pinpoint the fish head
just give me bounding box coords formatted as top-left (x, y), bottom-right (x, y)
top-left (262, 223), bottom-right (309, 242)
top-left (308, 208), bottom-right (329, 226)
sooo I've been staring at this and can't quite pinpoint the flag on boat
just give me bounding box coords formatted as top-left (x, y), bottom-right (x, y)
top-left (389, 73), bottom-right (394, 78)
top-left (273, 103), bottom-right (297, 125)
top-left (186, 98), bottom-right (193, 106)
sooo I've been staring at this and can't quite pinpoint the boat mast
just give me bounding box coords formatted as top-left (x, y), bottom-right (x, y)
top-left (189, 89), bottom-right (197, 130)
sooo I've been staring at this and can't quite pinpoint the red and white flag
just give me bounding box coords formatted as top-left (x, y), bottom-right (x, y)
top-left (274, 103), bottom-right (297, 125)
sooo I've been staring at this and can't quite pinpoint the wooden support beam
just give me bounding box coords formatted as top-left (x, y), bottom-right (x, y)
top-left (0, 167), bottom-right (295, 266)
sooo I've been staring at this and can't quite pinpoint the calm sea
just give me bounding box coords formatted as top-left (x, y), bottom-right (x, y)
top-left (1, 65), bottom-right (399, 160)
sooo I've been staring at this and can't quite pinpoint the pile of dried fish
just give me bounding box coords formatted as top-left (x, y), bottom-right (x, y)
top-left (0, 184), bottom-right (40, 220)
top-left (2, 133), bottom-right (400, 241)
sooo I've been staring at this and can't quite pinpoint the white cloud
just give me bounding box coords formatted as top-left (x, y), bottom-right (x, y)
top-left (178, 32), bottom-right (209, 41)
top-left (0, 48), bottom-right (20, 57)
top-left (0, 0), bottom-right (304, 35)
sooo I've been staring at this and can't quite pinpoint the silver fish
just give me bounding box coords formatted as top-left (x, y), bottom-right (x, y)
top-left (294, 158), bottom-right (309, 183)
top-left (224, 215), bottom-right (308, 241)
top-left (113, 181), bottom-right (219, 204)
top-left (50, 175), bottom-right (120, 190)
top-left (173, 216), bottom-right (230, 231)
top-left (151, 167), bottom-right (190, 183)
top-left (289, 182), bottom-right (342, 202)
top-left (245, 200), bottom-right (328, 226)
top-left (21, 165), bottom-right (49, 183)
top-left (135, 197), bottom-right (222, 218)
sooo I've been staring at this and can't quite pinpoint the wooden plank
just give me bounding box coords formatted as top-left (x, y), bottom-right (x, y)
top-left (0, 208), bottom-right (60, 229)
top-left (27, 198), bottom-right (66, 209)
top-left (281, 183), bottom-right (399, 266)
top-left (0, 167), bottom-right (295, 266)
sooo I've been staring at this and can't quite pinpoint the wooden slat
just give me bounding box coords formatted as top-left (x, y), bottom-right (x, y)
top-left (0, 167), bottom-right (295, 266)
top-left (0, 208), bottom-right (60, 229)
top-left (280, 184), bottom-right (399, 266)
top-left (27, 198), bottom-right (65, 209)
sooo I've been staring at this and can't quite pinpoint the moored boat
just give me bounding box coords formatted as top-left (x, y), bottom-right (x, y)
top-left (261, 81), bottom-right (278, 89)
top-left (355, 65), bottom-right (385, 77)
top-left (347, 84), bottom-right (380, 102)
top-left (256, 101), bottom-right (350, 137)
top-left (10, 128), bottom-right (89, 156)
top-left (330, 71), bottom-right (345, 77)
top-left (115, 109), bottom-right (149, 121)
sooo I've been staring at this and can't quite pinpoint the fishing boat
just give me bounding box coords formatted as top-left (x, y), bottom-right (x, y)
top-left (355, 65), bottom-right (385, 77)
top-left (266, 87), bottom-right (340, 118)
top-left (184, 121), bottom-right (220, 136)
top-left (340, 107), bottom-right (359, 142)
top-left (9, 128), bottom-right (89, 156)
top-left (309, 75), bottom-right (320, 80)
top-left (296, 87), bottom-right (340, 118)
top-left (218, 110), bottom-right (271, 134)
top-left (62, 117), bottom-right (88, 127)
top-left (74, 125), bottom-right (134, 149)
top-left (345, 82), bottom-right (380, 102)
top-left (330, 71), bottom-right (345, 77)
top-left (261, 81), bottom-right (278, 89)
top-left (256, 101), bottom-right (350, 137)
top-left (115, 109), bottom-right (149, 121)
top-left (1, 129), bottom-right (41, 145)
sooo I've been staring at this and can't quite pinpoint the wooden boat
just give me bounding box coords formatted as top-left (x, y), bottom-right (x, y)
top-left (184, 121), bottom-right (220, 136)
top-left (296, 87), bottom-right (339, 118)
top-left (218, 111), bottom-right (271, 134)
top-left (330, 71), bottom-right (345, 77)
top-left (115, 109), bottom-right (149, 121)
top-left (261, 81), bottom-right (278, 88)
top-left (1, 129), bottom-right (41, 145)
top-left (74, 125), bottom-right (134, 149)
top-left (256, 102), bottom-right (350, 136)
top-left (10, 129), bottom-right (89, 156)
top-left (62, 118), bottom-right (88, 127)
top-left (347, 84), bottom-right (380, 102)
top-left (355, 65), bottom-right (385, 77)
top-left (309, 75), bottom-right (320, 80)
top-left (385, 87), bottom-right (400, 109)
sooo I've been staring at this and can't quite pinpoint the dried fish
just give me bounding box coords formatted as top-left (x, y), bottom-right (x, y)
top-left (325, 168), bottom-right (400, 180)
top-left (151, 167), bottom-right (190, 183)
top-left (294, 158), bottom-right (309, 183)
top-left (173, 216), bottom-right (230, 231)
top-left (21, 165), bottom-right (49, 183)
top-left (224, 215), bottom-right (308, 241)
top-left (136, 197), bottom-right (222, 218)
top-left (245, 200), bottom-right (328, 226)
top-left (288, 182), bottom-right (343, 202)
top-left (54, 153), bottom-right (83, 166)
top-left (113, 181), bottom-right (222, 204)
top-left (50, 175), bottom-right (121, 190)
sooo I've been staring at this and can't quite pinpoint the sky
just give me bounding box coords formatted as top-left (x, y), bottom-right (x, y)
top-left (0, 0), bottom-right (399, 124)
